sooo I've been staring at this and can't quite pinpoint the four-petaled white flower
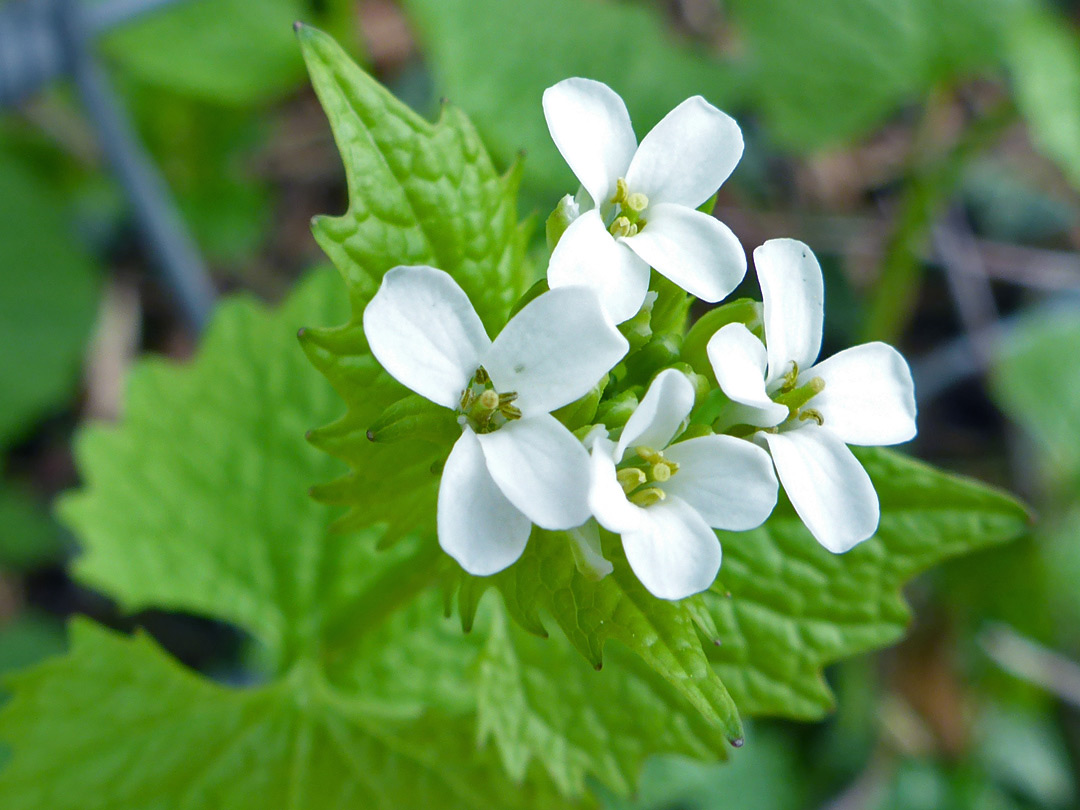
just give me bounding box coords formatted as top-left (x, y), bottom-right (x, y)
top-left (707, 239), bottom-right (918, 553)
top-left (363, 265), bottom-right (629, 575)
top-left (588, 369), bottom-right (778, 599)
top-left (543, 78), bottom-right (747, 323)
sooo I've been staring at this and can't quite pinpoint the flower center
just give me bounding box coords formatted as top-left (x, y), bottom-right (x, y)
top-left (607, 177), bottom-right (648, 238)
top-left (458, 367), bottom-right (521, 434)
top-left (769, 362), bottom-right (825, 428)
top-left (616, 445), bottom-right (679, 507)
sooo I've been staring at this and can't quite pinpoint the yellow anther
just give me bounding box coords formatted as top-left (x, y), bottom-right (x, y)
top-left (780, 361), bottom-right (800, 392)
top-left (630, 487), bottom-right (666, 508)
top-left (610, 216), bottom-right (634, 238)
top-left (798, 408), bottom-right (824, 426)
top-left (617, 467), bottom-right (647, 495)
top-left (611, 177), bottom-right (629, 204)
top-left (501, 403), bottom-right (522, 420)
top-left (474, 367), bottom-right (490, 384)
top-left (651, 462), bottom-right (672, 482)
top-left (626, 191), bottom-right (649, 213)
top-left (635, 446), bottom-right (664, 465)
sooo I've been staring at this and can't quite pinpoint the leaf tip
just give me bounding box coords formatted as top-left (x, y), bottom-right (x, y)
top-left (730, 737), bottom-right (744, 748)
top-left (293, 20), bottom-right (303, 34)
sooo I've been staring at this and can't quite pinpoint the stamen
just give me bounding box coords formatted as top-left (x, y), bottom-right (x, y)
top-left (798, 408), bottom-right (824, 426)
top-left (780, 361), bottom-right (800, 392)
top-left (474, 367), bottom-right (490, 384)
top-left (500, 403), bottom-right (522, 420)
top-left (635, 446), bottom-right (664, 465)
top-left (626, 191), bottom-right (649, 213)
top-left (630, 487), bottom-right (666, 508)
top-left (651, 462), bottom-right (672, 482)
top-left (617, 468), bottom-right (647, 495)
top-left (610, 177), bottom-right (629, 205)
top-left (610, 216), bottom-right (634, 238)
top-left (773, 376), bottom-right (825, 417)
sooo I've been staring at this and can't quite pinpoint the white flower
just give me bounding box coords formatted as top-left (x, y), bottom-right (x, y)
top-left (588, 369), bottom-right (778, 600)
top-left (542, 77), bottom-right (747, 323)
top-left (363, 265), bottom-right (629, 575)
top-left (707, 239), bottom-right (917, 553)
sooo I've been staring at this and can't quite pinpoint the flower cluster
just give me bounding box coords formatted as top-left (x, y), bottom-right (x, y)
top-left (363, 79), bottom-right (917, 600)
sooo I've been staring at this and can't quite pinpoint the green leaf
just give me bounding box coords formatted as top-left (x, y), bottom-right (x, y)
top-left (991, 307), bottom-right (1080, 484)
top-left (461, 531), bottom-right (746, 747)
top-left (0, 619), bottom-right (573, 810)
top-left (101, 0), bottom-right (355, 106)
top-left (401, 0), bottom-right (745, 199)
top-left (728, 0), bottom-right (1003, 149)
top-left (1003, 3), bottom-right (1080, 193)
top-left (31, 268), bottom-right (752, 804)
top-left (0, 157), bottom-right (99, 446)
top-left (296, 24), bottom-right (528, 538)
top-left (476, 604), bottom-right (730, 798)
top-left (704, 447), bottom-right (1029, 720)
top-left (61, 270), bottom-right (372, 669)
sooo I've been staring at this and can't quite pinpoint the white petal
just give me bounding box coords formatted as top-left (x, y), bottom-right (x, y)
top-left (543, 78), bottom-right (637, 207)
top-left (754, 239), bottom-right (824, 388)
top-left (437, 430), bottom-right (531, 575)
top-left (706, 323), bottom-right (788, 427)
top-left (624, 96), bottom-right (743, 209)
top-left (661, 435), bottom-right (778, 530)
top-left (477, 415), bottom-right (591, 530)
top-left (802, 343), bottom-right (917, 446)
top-left (615, 368), bottom-right (695, 461)
top-left (588, 437), bottom-right (646, 534)
top-left (623, 204), bottom-right (746, 303)
top-left (763, 427), bottom-right (879, 553)
top-left (621, 497), bottom-right (722, 600)
top-left (484, 285), bottom-right (628, 416)
top-left (363, 265), bottom-right (490, 409)
top-left (567, 522), bottom-right (614, 580)
top-left (547, 209), bottom-right (651, 324)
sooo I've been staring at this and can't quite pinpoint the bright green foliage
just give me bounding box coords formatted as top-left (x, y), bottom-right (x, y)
top-left (463, 531), bottom-right (745, 745)
top-left (476, 581), bottom-right (734, 796)
top-left (102, 0), bottom-right (354, 106)
top-left (0, 158), bottom-right (99, 446)
top-left (727, 0), bottom-right (1002, 150)
top-left (706, 448), bottom-right (1030, 719)
top-left (296, 23), bottom-right (528, 538)
top-left (60, 270), bottom-right (374, 671)
top-left (22, 267), bottom-right (744, 804)
top-left (1003, 3), bottom-right (1080, 198)
top-left (0, 620), bottom-right (571, 810)
top-left (401, 0), bottom-right (744, 197)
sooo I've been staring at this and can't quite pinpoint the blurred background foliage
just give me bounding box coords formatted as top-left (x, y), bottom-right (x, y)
top-left (3, 0), bottom-right (1080, 807)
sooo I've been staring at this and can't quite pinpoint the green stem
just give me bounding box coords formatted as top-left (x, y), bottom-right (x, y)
top-left (862, 96), bottom-right (1015, 343)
